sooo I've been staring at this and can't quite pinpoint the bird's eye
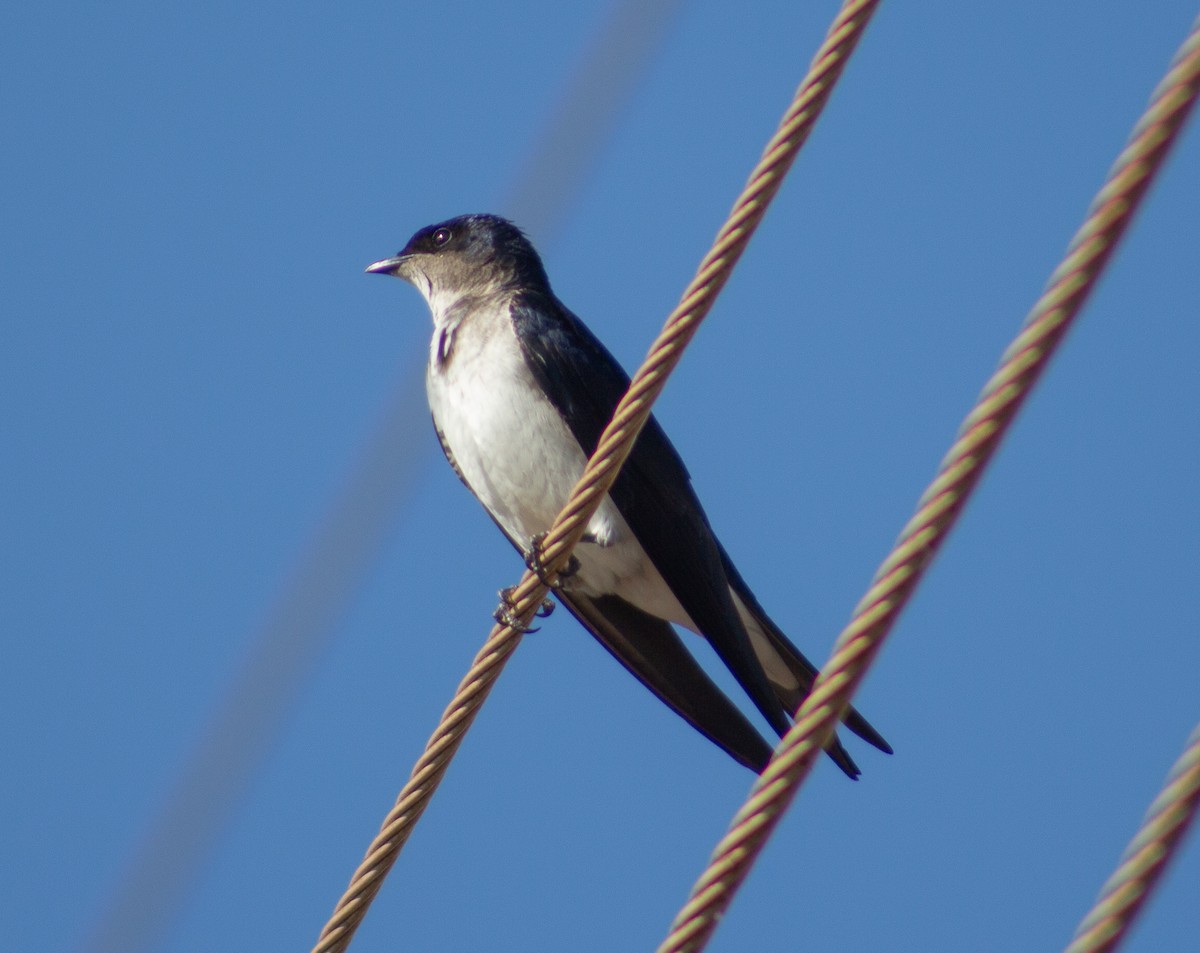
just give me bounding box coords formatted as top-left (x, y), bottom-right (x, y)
top-left (432, 228), bottom-right (452, 247)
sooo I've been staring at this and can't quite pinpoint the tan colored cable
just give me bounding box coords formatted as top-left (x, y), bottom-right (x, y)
top-left (310, 3), bottom-right (884, 951)
top-left (1063, 724), bottom-right (1200, 953)
top-left (656, 16), bottom-right (1200, 953)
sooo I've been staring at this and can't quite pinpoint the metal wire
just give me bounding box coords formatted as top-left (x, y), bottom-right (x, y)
top-left (309, 3), bottom-right (885, 950)
top-left (310, 622), bottom-right (524, 953)
top-left (654, 15), bottom-right (1200, 953)
top-left (1063, 725), bottom-right (1200, 953)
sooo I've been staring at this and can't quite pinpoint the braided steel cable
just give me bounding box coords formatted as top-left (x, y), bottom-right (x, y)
top-left (655, 17), bottom-right (1200, 953)
top-left (1063, 725), bottom-right (1200, 953)
top-left (310, 3), bottom-right (884, 950)
top-left (310, 623), bottom-right (523, 953)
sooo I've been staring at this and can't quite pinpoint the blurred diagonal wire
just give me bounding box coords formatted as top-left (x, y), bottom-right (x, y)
top-left (79, 3), bottom-right (683, 953)
top-left (504, 0), bottom-right (684, 239)
top-left (81, 371), bottom-right (428, 953)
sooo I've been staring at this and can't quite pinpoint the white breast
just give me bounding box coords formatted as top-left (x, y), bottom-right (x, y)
top-left (424, 303), bottom-right (693, 627)
top-left (426, 310), bottom-right (585, 545)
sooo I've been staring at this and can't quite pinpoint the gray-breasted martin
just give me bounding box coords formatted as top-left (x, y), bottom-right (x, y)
top-left (367, 214), bottom-right (890, 775)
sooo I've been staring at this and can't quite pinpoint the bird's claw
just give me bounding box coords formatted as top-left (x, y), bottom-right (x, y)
top-left (494, 586), bottom-right (555, 633)
top-left (525, 532), bottom-right (581, 587)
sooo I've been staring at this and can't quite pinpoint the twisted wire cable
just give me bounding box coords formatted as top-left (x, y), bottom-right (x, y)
top-left (656, 16), bottom-right (1200, 953)
top-left (1063, 725), bottom-right (1200, 953)
top-left (310, 3), bottom-right (884, 950)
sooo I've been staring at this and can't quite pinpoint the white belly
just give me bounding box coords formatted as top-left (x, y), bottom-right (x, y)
top-left (426, 316), bottom-right (693, 627)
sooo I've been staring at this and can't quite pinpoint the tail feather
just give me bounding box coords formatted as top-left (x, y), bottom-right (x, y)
top-left (719, 545), bottom-right (893, 776)
top-left (562, 592), bottom-right (775, 773)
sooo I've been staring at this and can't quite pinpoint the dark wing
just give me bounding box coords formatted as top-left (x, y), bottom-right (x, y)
top-left (560, 592), bottom-right (773, 772)
top-left (435, 409), bottom-right (774, 772)
top-left (434, 424), bottom-right (470, 489)
top-left (717, 541), bottom-right (893, 760)
top-left (510, 291), bottom-right (790, 738)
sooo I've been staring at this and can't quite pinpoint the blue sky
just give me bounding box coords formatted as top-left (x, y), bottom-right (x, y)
top-left (2, 3), bottom-right (1198, 952)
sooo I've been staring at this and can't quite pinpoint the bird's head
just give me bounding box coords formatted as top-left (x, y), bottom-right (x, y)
top-left (366, 214), bottom-right (550, 306)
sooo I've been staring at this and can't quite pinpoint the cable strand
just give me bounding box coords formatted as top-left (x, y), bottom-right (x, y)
top-left (1063, 725), bottom-right (1200, 953)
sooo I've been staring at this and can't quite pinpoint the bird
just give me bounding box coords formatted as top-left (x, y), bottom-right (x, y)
top-left (366, 213), bottom-right (891, 776)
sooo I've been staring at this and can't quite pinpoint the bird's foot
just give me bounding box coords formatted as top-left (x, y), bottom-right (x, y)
top-left (494, 586), bottom-right (555, 633)
top-left (524, 532), bottom-right (581, 587)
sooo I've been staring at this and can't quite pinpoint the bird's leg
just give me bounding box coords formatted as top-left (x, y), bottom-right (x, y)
top-left (494, 586), bottom-right (555, 633)
top-left (524, 532), bottom-right (581, 587)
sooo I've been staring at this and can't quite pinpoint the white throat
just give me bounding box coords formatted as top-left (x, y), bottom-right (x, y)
top-left (410, 277), bottom-right (471, 368)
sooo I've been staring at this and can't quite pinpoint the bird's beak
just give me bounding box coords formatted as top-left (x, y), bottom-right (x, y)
top-left (365, 255), bottom-right (408, 276)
